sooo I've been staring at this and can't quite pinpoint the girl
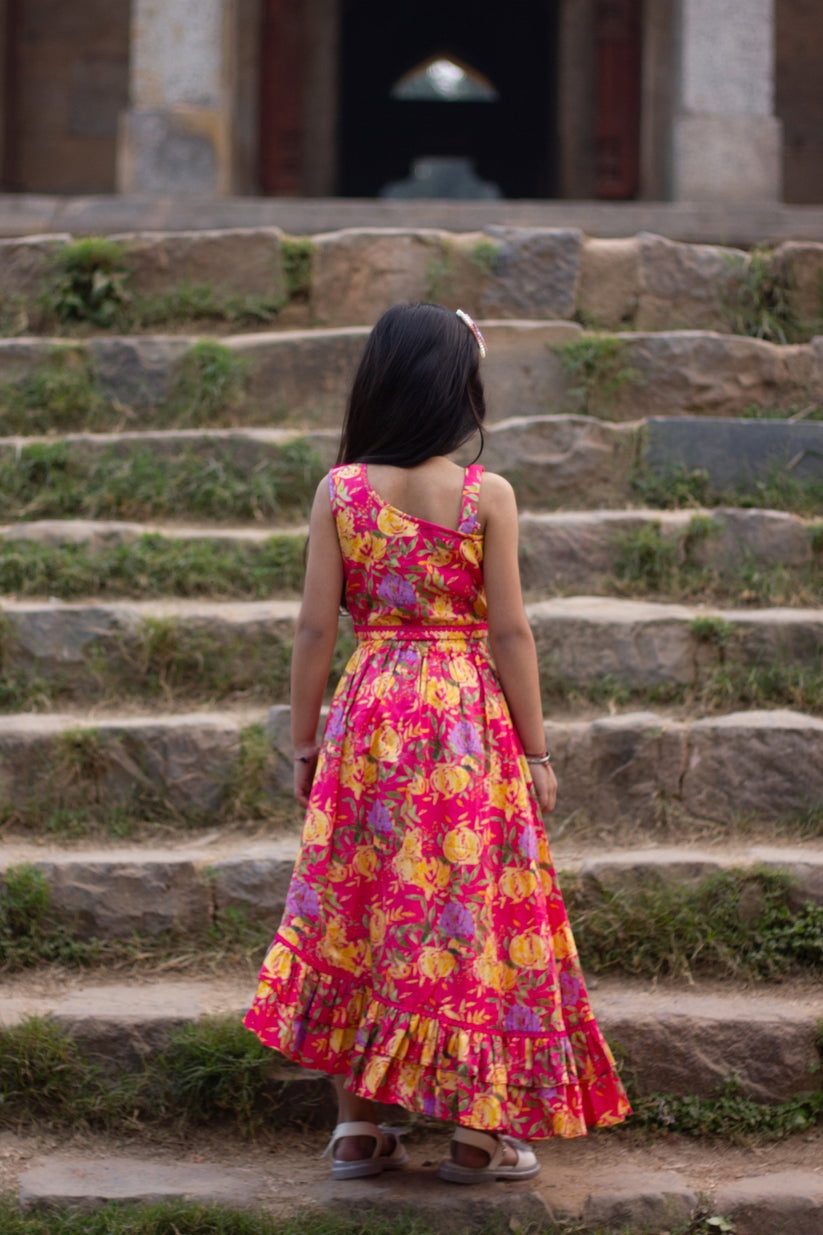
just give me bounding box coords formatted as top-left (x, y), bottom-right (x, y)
top-left (244, 303), bottom-right (631, 1183)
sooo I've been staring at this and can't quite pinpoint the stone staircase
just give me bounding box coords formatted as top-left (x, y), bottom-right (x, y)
top-left (1, 225), bottom-right (823, 1233)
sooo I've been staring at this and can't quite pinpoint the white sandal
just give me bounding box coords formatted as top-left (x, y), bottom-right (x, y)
top-left (436, 1126), bottom-right (539, 1184)
top-left (323, 1120), bottom-right (409, 1180)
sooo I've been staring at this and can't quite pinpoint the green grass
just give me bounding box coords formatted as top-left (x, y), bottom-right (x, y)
top-left (609, 516), bottom-right (823, 607)
top-left (281, 236), bottom-right (316, 302)
top-left (0, 347), bottom-right (111, 435)
top-left (632, 461), bottom-right (823, 519)
top-left (46, 237), bottom-right (132, 328)
top-left (571, 866), bottom-right (823, 981)
top-left (128, 283), bottom-right (283, 332)
top-left (631, 1077), bottom-right (823, 1143)
top-left (0, 1202), bottom-right (464, 1235)
top-left (162, 340), bottom-right (251, 427)
top-left (0, 439), bottom-right (324, 523)
top-left (722, 248), bottom-right (813, 344)
top-left (556, 335), bottom-right (640, 416)
top-left (0, 533), bottom-right (305, 599)
top-left (0, 1014), bottom-right (328, 1137)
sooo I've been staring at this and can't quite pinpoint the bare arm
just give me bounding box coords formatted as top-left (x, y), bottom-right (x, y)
top-left (291, 475), bottom-right (343, 805)
top-left (481, 473), bottom-right (556, 814)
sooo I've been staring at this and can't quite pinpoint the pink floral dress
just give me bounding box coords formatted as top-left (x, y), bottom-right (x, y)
top-left (244, 462), bottom-right (631, 1138)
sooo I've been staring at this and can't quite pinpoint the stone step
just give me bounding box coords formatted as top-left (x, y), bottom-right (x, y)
top-left (1, 506), bottom-right (816, 597)
top-left (10, 1141), bottom-right (823, 1235)
top-left (1, 974), bottom-right (819, 1106)
top-left (2, 837), bottom-right (821, 942)
top-left (1, 326), bottom-right (821, 434)
top-left (3, 226), bottom-right (823, 338)
top-left (3, 596), bottom-right (823, 711)
top-left (2, 416), bottom-right (823, 521)
top-left (1, 706), bottom-right (822, 832)
top-left (2, 192), bottom-right (823, 244)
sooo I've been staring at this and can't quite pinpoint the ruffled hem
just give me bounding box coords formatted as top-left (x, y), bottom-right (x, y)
top-left (243, 941), bottom-right (631, 1140)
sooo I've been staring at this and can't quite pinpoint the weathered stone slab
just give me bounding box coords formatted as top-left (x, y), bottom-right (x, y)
top-left (19, 1155), bottom-right (265, 1210)
top-left (227, 327), bottom-right (366, 426)
top-left (32, 854), bottom-right (209, 940)
top-left (29, 426), bottom-right (340, 473)
top-left (644, 416), bottom-right (823, 489)
top-left (682, 711), bottom-right (823, 824)
top-left (111, 227), bottom-right (285, 299)
top-left (317, 1174), bottom-right (553, 1233)
top-left (0, 518), bottom-right (150, 550)
top-left (596, 986), bottom-right (822, 1102)
top-left (0, 234), bottom-right (71, 298)
top-left (580, 849), bottom-right (725, 902)
top-left (87, 336), bottom-right (191, 408)
top-left (0, 338), bottom-right (85, 387)
top-left (519, 506), bottom-right (814, 592)
top-left (211, 845), bottom-right (299, 918)
top-left (774, 241), bottom-right (823, 325)
top-left (530, 597), bottom-right (698, 688)
top-left (309, 229), bottom-right (452, 326)
top-left (615, 333), bottom-right (814, 421)
top-left (580, 844), bottom-right (823, 906)
top-left (544, 712), bottom-right (686, 829)
top-left (714, 1171), bottom-right (823, 1235)
top-left (0, 712), bottom-right (249, 822)
top-left (581, 1169), bottom-right (697, 1231)
top-left (634, 233), bottom-right (747, 332)
top-left (748, 846), bottom-right (823, 906)
top-left (467, 415), bottom-right (638, 509)
top-left (482, 227), bottom-right (582, 319)
top-left (576, 237), bottom-right (640, 330)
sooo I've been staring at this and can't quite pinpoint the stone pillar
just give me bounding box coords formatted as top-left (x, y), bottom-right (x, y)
top-left (118, 0), bottom-right (235, 194)
top-left (671, 0), bottom-right (782, 202)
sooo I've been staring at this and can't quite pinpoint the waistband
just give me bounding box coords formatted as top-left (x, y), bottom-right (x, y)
top-left (355, 624), bottom-right (488, 643)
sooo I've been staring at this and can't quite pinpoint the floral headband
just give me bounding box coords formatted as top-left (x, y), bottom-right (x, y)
top-left (455, 308), bottom-right (488, 359)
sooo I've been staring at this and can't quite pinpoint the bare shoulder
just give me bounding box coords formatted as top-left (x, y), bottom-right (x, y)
top-left (478, 470), bottom-right (518, 522)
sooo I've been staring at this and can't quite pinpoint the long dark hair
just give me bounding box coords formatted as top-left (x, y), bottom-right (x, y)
top-left (336, 303), bottom-right (486, 465)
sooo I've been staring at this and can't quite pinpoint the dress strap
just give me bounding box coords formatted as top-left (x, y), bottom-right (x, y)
top-left (458, 464), bottom-right (484, 534)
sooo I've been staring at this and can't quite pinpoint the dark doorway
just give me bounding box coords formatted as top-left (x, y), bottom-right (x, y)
top-left (338, 0), bottom-right (558, 199)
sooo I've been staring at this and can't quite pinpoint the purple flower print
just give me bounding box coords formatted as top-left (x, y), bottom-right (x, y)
top-left (439, 901), bottom-right (475, 940)
top-left (286, 881), bottom-right (320, 920)
top-left (559, 970), bottom-right (581, 1003)
top-left (504, 1005), bottom-right (542, 1032)
top-left (293, 1018), bottom-right (308, 1050)
top-left (449, 720), bottom-right (483, 760)
top-left (398, 647), bottom-right (419, 669)
top-left (324, 707), bottom-right (345, 743)
top-left (423, 1094), bottom-right (439, 1116)
top-left (519, 824), bottom-right (540, 861)
top-left (368, 801), bottom-right (393, 835)
top-left (377, 573), bottom-right (416, 610)
top-left (538, 1085), bottom-right (560, 1102)
top-left (355, 1024), bottom-right (371, 1049)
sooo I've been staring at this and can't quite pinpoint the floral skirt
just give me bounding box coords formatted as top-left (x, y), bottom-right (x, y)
top-left (244, 631), bottom-right (631, 1138)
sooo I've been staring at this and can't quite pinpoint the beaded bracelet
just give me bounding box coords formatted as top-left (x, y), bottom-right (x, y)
top-left (294, 753), bottom-right (318, 764)
top-left (524, 751), bottom-right (552, 765)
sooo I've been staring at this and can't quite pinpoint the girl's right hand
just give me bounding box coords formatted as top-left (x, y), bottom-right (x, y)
top-left (530, 762), bottom-right (557, 815)
top-left (294, 746), bottom-right (320, 807)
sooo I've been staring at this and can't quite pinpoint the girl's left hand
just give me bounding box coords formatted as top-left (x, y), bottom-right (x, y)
top-left (530, 762), bottom-right (557, 815)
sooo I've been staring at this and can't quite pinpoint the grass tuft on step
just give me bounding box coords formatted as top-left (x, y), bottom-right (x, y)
top-left (0, 1202), bottom-right (448, 1235)
top-left (0, 440), bottom-right (324, 523)
top-left (569, 866), bottom-right (823, 981)
top-left (0, 534), bottom-right (305, 600)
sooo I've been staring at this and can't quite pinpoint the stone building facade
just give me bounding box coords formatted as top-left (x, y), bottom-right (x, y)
top-left (0, 0), bottom-right (820, 203)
